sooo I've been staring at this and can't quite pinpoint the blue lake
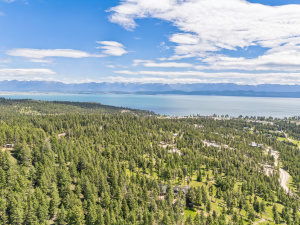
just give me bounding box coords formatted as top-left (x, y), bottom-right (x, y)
top-left (1, 93), bottom-right (300, 118)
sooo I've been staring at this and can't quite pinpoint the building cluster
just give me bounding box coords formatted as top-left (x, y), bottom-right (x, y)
top-left (159, 184), bottom-right (189, 196)
top-left (250, 142), bottom-right (263, 148)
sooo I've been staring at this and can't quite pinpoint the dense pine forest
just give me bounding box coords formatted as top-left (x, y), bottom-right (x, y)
top-left (0, 98), bottom-right (300, 225)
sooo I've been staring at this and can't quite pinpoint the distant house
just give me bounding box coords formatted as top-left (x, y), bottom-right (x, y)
top-left (250, 142), bottom-right (263, 148)
top-left (58, 133), bottom-right (66, 138)
top-left (6, 144), bottom-right (14, 148)
top-left (250, 142), bottom-right (257, 147)
top-left (173, 185), bottom-right (190, 196)
top-left (174, 133), bottom-right (178, 137)
top-left (159, 184), bottom-right (168, 196)
top-left (181, 186), bottom-right (190, 195)
top-left (194, 124), bottom-right (204, 129)
top-left (173, 186), bottom-right (181, 196)
top-left (159, 184), bottom-right (190, 196)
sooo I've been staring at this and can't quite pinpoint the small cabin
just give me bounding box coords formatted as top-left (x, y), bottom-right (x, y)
top-left (250, 142), bottom-right (264, 148)
top-left (182, 186), bottom-right (190, 195)
top-left (159, 184), bottom-right (168, 196)
top-left (173, 186), bottom-right (181, 196)
top-left (173, 186), bottom-right (190, 195)
top-left (6, 144), bottom-right (14, 148)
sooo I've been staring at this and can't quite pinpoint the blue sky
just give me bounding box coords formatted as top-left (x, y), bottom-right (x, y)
top-left (1, 0), bottom-right (300, 85)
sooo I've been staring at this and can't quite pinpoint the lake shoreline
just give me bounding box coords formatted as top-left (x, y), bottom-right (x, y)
top-left (1, 91), bottom-right (300, 99)
top-left (1, 93), bottom-right (300, 118)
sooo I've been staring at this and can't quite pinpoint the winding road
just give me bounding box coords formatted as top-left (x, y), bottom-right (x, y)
top-left (267, 148), bottom-right (291, 193)
top-left (279, 168), bottom-right (290, 193)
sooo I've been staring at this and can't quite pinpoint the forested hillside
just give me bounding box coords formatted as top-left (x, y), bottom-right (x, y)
top-left (0, 98), bottom-right (299, 224)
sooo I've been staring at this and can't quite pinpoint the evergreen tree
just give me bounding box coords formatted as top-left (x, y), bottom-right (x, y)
top-left (9, 197), bottom-right (24, 225)
top-left (55, 205), bottom-right (67, 225)
top-left (247, 207), bottom-right (256, 222)
top-left (26, 196), bottom-right (39, 225)
top-left (95, 205), bottom-right (104, 225)
top-left (194, 213), bottom-right (201, 225)
top-left (121, 197), bottom-right (129, 219)
top-left (260, 200), bottom-right (265, 213)
top-left (195, 187), bottom-right (202, 206)
top-left (197, 169), bottom-right (202, 182)
top-left (185, 215), bottom-right (194, 225)
top-left (68, 205), bottom-right (85, 225)
top-left (49, 184), bottom-right (60, 217)
top-left (36, 188), bottom-right (49, 223)
top-left (186, 187), bottom-right (195, 208)
top-left (0, 198), bottom-right (8, 224)
top-left (206, 201), bottom-right (211, 213)
top-left (86, 201), bottom-right (97, 225)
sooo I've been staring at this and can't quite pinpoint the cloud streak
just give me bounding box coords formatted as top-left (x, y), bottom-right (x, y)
top-left (6, 48), bottom-right (103, 59)
top-left (133, 59), bottom-right (193, 68)
top-left (110, 0), bottom-right (300, 71)
top-left (96, 41), bottom-right (128, 56)
top-left (0, 58), bottom-right (11, 63)
top-left (6, 41), bottom-right (128, 62)
top-left (0, 68), bottom-right (56, 76)
top-left (113, 70), bottom-right (300, 85)
top-left (1, 0), bottom-right (15, 3)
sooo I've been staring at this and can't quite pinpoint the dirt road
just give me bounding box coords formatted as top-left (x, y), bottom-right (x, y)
top-left (266, 148), bottom-right (291, 193)
top-left (279, 168), bottom-right (290, 193)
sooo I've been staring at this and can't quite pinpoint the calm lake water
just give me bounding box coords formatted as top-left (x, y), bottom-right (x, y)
top-left (1, 93), bottom-right (300, 118)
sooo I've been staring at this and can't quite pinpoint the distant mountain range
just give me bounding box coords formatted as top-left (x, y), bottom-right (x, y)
top-left (1, 80), bottom-right (300, 98)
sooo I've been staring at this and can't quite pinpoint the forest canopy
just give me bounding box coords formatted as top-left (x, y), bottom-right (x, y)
top-left (0, 98), bottom-right (299, 225)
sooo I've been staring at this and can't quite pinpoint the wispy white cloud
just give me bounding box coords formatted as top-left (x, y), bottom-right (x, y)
top-left (133, 59), bottom-right (193, 68)
top-left (96, 41), bottom-right (128, 56)
top-left (144, 61), bottom-right (193, 68)
top-left (0, 68), bottom-right (56, 81)
top-left (110, 0), bottom-right (300, 50)
top-left (6, 41), bottom-right (128, 62)
top-left (94, 76), bottom-right (219, 84)
top-left (92, 75), bottom-right (300, 85)
top-left (155, 39), bottom-right (300, 72)
top-left (1, 0), bottom-right (15, 3)
top-left (6, 48), bottom-right (103, 59)
top-left (29, 59), bottom-right (53, 63)
top-left (158, 42), bottom-right (170, 51)
top-left (170, 34), bottom-right (199, 45)
top-left (195, 39), bottom-right (300, 71)
top-left (110, 0), bottom-right (300, 71)
top-left (132, 60), bottom-right (153, 66)
top-left (0, 68), bottom-right (56, 76)
top-left (0, 12), bottom-right (5, 16)
top-left (113, 70), bottom-right (300, 85)
top-left (0, 58), bottom-right (11, 63)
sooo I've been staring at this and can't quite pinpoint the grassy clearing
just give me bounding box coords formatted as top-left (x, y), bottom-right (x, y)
top-left (277, 137), bottom-right (287, 142)
top-left (278, 136), bottom-right (300, 147)
top-left (184, 208), bottom-right (197, 219)
top-left (290, 139), bottom-right (300, 147)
